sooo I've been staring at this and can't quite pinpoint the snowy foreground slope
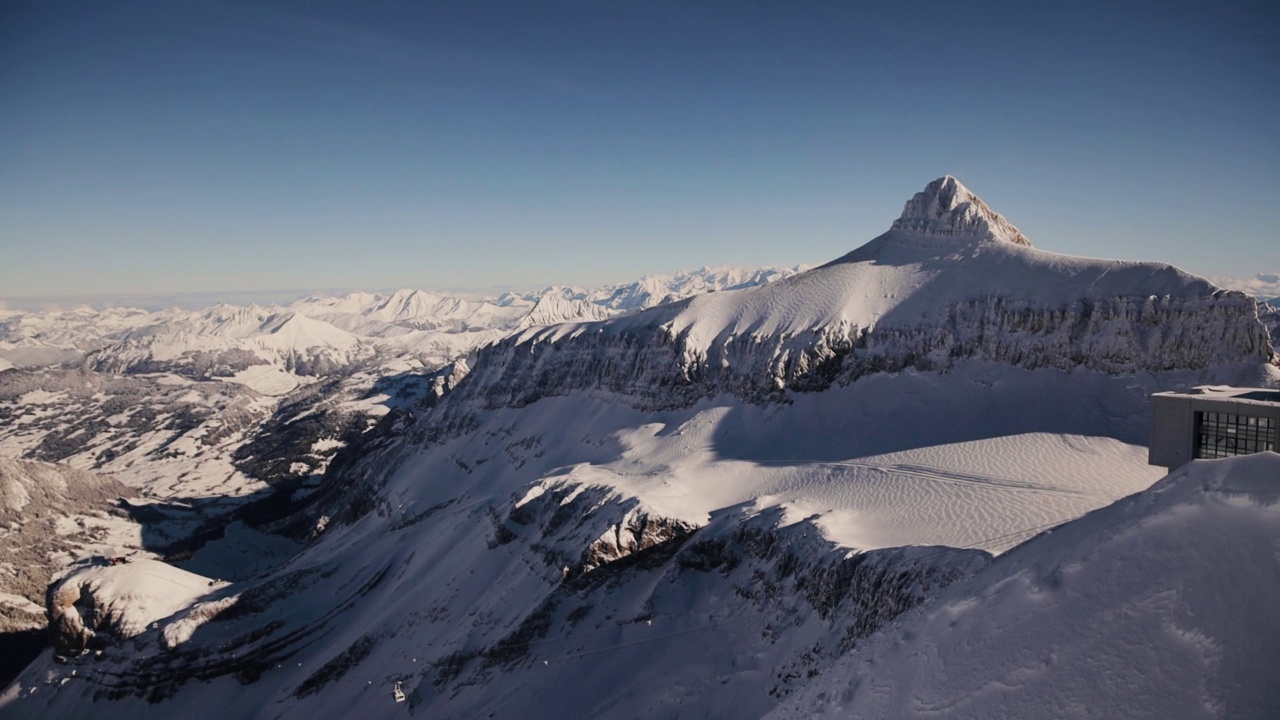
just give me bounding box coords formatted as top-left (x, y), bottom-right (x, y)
top-left (768, 452), bottom-right (1280, 720)
top-left (1, 177), bottom-right (1276, 719)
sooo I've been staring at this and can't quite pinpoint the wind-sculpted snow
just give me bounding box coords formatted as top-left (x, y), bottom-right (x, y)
top-left (769, 452), bottom-right (1280, 720)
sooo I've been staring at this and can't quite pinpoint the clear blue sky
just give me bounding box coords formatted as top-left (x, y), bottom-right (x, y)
top-left (2, 0), bottom-right (1277, 299)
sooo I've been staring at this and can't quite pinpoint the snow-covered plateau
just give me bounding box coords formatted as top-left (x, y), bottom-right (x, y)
top-left (768, 451), bottom-right (1280, 720)
top-left (1, 176), bottom-right (1276, 718)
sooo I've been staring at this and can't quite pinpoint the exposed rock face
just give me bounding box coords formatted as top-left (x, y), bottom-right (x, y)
top-left (890, 175), bottom-right (1032, 246)
top-left (421, 178), bottom-right (1272, 417)
top-left (452, 490), bottom-right (990, 700)
top-left (442, 285), bottom-right (1271, 415)
top-left (503, 481), bottom-right (698, 578)
top-left (0, 459), bottom-right (133, 634)
top-left (1261, 301), bottom-right (1279, 351)
top-left (675, 510), bottom-right (989, 644)
top-left (579, 508), bottom-right (693, 576)
top-left (8, 179), bottom-right (1274, 718)
top-left (45, 559), bottom-right (226, 656)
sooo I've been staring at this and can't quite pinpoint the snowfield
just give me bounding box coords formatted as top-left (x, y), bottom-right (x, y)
top-left (0, 176), bottom-right (1275, 719)
top-left (0, 266), bottom-right (805, 387)
top-left (497, 378), bottom-right (1167, 555)
top-left (768, 452), bottom-right (1280, 720)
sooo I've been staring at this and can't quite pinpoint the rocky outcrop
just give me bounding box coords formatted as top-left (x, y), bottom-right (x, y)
top-left (440, 289), bottom-right (1271, 413)
top-left (500, 480), bottom-right (698, 579)
top-left (890, 175), bottom-right (1032, 246)
top-left (677, 508), bottom-right (990, 648)
top-left (441, 491), bottom-right (988, 697)
top-left (414, 177), bottom-right (1272, 418)
top-left (0, 458), bottom-right (133, 634)
top-left (45, 559), bottom-right (227, 656)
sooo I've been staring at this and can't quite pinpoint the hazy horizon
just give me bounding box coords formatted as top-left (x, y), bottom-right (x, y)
top-left (2, 265), bottom-right (1277, 314)
top-left (3, 1), bottom-right (1277, 297)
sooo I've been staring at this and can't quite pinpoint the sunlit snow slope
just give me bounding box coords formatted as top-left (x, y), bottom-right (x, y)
top-left (769, 452), bottom-right (1280, 720)
top-left (460, 176), bottom-right (1271, 409)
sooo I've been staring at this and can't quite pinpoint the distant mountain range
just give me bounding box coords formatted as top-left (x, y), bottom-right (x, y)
top-left (0, 266), bottom-right (804, 378)
top-left (0, 264), bottom-right (805, 653)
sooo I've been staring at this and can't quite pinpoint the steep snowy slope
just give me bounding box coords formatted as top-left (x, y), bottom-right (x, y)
top-left (457, 177), bottom-right (1272, 411)
top-left (769, 452), bottom-right (1280, 720)
top-left (3, 367), bottom-right (1264, 720)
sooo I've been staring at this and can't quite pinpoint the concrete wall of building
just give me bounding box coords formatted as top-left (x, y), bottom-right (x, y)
top-left (1150, 394), bottom-right (1195, 470)
top-left (1149, 392), bottom-right (1280, 471)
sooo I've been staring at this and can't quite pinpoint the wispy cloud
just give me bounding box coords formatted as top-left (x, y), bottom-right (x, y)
top-left (1211, 273), bottom-right (1280, 300)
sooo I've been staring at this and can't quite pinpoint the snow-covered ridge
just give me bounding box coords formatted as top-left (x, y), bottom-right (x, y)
top-left (0, 265), bottom-right (804, 384)
top-left (46, 559), bottom-right (231, 655)
top-left (443, 178), bottom-right (1273, 412)
top-left (0, 265), bottom-right (803, 508)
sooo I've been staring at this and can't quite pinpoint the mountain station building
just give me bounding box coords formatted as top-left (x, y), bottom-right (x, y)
top-left (1149, 386), bottom-right (1280, 471)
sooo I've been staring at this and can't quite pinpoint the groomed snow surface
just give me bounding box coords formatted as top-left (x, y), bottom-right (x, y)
top-left (769, 452), bottom-right (1280, 720)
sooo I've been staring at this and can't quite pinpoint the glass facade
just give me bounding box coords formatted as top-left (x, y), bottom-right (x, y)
top-left (1194, 411), bottom-right (1276, 459)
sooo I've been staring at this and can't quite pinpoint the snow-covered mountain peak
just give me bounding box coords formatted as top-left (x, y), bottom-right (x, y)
top-left (890, 175), bottom-right (1032, 247)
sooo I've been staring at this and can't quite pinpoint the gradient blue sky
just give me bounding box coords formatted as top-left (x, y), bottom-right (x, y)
top-left (2, 0), bottom-right (1277, 299)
